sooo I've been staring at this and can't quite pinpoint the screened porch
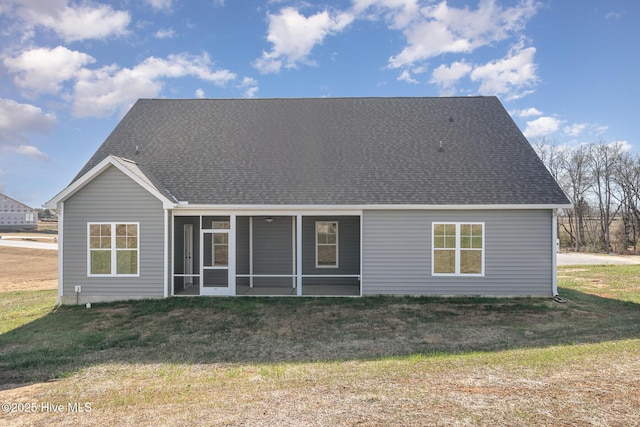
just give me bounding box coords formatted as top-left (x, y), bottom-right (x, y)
top-left (172, 214), bottom-right (361, 297)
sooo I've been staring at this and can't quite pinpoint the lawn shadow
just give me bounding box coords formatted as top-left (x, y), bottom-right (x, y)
top-left (1, 288), bottom-right (639, 389)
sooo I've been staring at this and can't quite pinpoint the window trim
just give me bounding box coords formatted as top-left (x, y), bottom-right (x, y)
top-left (431, 222), bottom-right (484, 277)
top-left (315, 221), bottom-right (339, 269)
top-left (87, 222), bottom-right (140, 277)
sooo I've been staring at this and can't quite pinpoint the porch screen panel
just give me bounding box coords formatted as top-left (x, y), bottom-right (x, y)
top-left (252, 216), bottom-right (294, 287)
top-left (203, 269), bottom-right (228, 288)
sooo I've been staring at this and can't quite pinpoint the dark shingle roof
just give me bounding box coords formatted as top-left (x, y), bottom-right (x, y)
top-left (74, 97), bottom-right (570, 206)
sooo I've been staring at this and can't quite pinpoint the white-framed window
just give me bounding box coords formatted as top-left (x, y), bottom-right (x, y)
top-left (432, 222), bottom-right (484, 276)
top-left (25, 213), bottom-right (35, 222)
top-left (88, 223), bottom-right (139, 277)
top-left (316, 221), bottom-right (338, 268)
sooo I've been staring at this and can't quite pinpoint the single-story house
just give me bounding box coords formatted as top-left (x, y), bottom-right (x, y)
top-left (0, 192), bottom-right (38, 231)
top-left (46, 97), bottom-right (571, 304)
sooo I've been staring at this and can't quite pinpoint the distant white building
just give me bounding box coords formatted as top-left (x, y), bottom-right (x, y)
top-left (0, 193), bottom-right (38, 231)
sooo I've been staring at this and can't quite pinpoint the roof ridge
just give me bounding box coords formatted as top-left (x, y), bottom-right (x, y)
top-left (110, 155), bottom-right (138, 165)
top-left (136, 96), bottom-right (494, 102)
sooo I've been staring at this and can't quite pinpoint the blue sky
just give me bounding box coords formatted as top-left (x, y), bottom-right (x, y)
top-left (0, 0), bottom-right (638, 207)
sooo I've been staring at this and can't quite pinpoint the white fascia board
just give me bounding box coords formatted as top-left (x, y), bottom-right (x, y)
top-left (171, 203), bottom-right (572, 213)
top-left (172, 207), bottom-right (364, 216)
top-left (45, 155), bottom-right (174, 209)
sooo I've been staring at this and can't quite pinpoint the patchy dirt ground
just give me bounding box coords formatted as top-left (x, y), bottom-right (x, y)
top-left (1, 250), bottom-right (640, 426)
top-left (0, 246), bottom-right (57, 291)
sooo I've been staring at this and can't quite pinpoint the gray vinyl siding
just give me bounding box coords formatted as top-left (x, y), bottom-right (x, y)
top-left (62, 166), bottom-right (165, 301)
top-left (362, 210), bottom-right (553, 296)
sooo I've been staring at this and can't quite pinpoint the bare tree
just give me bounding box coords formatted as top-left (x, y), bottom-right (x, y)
top-left (588, 141), bottom-right (624, 252)
top-left (614, 151), bottom-right (640, 253)
top-left (531, 137), bottom-right (638, 253)
top-left (560, 144), bottom-right (590, 251)
top-left (531, 136), bottom-right (563, 181)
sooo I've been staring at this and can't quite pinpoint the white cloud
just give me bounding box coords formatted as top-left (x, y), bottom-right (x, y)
top-left (1, 144), bottom-right (49, 161)
top-left (3, 43), bottom-right (242, 119)
top-left (3, 46), bottom-right (95, 95)
top-left (595, 125), bottom-right (609, 134)
top-left (195, 88), bottom-right (205, 98)
top-left (154, 28), bottom-right (176, 39)
top-left (387, 0), bottom-right (539, 69)
top-left (73, 53), bottom-right (236, 117)
top-left (430, 61), bottom-right (472, 92)
top-left (389, 16), bottom-right (470, 68)
top-left (5, 1), bottom-right (131, 42)
top-left (397, 69), bottom-right (418, 84)
top-left (254, 7), bottom-right (354, 74)
top-left (605, 11), bottom-right (621, 20)
top-left (523, 116), bottom-right (562, 138)
top-left (612, 140), bottom-right (632, 152)
top-left (563, 123), bottom-right (588, 137)
top-left (563, 122), bottom-right (612, 138)
top-left (0, 98), bottom-right (57, 143)
top-left (145, 0), bottom-right (173, 12)
top-left (352, 0), bottom-right (419, 29)
top-left (512, 107), bottom-right (543, 118)
top-left (239, 77), bottom-right (258, 98)
top-left (244, 86), bottom-right (259, 98)
top-left (470, 42), bottom-right (538, 100)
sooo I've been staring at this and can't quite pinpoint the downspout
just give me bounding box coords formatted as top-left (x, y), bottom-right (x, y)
top-left (552, 209), bottom-right (558, 296)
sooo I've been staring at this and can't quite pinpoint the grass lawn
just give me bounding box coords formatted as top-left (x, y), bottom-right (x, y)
top-left (1, 252), bottom-right (639, 426)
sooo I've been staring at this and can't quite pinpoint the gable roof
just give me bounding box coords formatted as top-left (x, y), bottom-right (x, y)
top-left (69, 97), bottom-right (570, 207)
top-left (46, 155), bottom-right (175, 208)
top-left (0, 192), bottom-right (36, 211)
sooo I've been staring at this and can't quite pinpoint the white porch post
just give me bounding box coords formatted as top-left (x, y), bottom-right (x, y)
top-left (249, 216), bottom-right (254, 287)
top-left (199, 215), bottom-right (203, 295)
top-left (292, 216), bottom-right (296, 287)
top-left (230, 214), bottom-right (236, 296)
top-left (296, 214), bottom-right (302, 296)
top-left (359, 211), bottom-right (363, 297)
top-left (164, 208), bottom-right (169, 298)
